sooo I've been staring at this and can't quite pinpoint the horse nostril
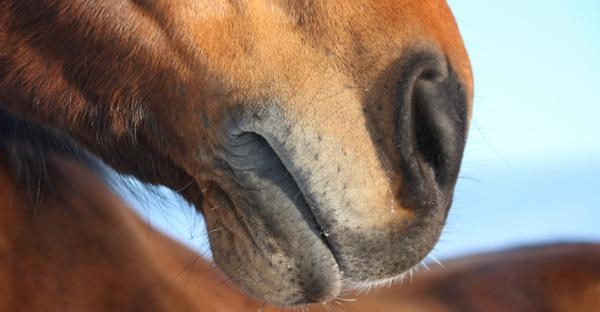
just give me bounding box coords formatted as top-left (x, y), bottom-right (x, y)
top-left (396, 51), bottom-right (468, 200)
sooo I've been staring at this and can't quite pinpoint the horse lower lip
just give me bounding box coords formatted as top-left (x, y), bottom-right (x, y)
top-left (214, 133), bottom-right (343, 305)
top-left (204, 179), bottom-right (343, 305)
top-left (276, 171), bottom-right (345, 303)
top-left (268, 156), bottom-right (348, 304)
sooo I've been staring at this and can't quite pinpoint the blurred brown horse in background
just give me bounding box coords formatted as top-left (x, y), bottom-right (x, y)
top-left (0, 0), bottom-right (598, 310)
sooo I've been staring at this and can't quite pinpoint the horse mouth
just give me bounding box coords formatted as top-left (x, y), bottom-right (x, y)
top-left (204, 132), bottom-right (343, 306)
top-left (204, 128), bottom-right (446, 306)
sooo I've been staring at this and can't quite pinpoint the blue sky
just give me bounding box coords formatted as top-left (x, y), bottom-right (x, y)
top-left (130, 1), bottom-right (600, 259)
top-left (432, 0), bottom-right (600, 257)
top-left (450, 1), bottom-right (600, 165)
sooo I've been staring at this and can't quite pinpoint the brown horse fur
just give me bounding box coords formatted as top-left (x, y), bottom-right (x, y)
top-left (2, 0), bottom-right (598, 309)
top-left (0, 0), bottom-right (474, 305)
top-left (0, 127), bottom-right (598, 311)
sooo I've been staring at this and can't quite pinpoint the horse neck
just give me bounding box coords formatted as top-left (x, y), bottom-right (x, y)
top-left (0, 150), bottom-right (258, 311)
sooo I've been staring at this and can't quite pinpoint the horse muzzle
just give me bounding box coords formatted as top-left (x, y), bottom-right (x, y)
top-left (198, 50), bottom-right (469, 306)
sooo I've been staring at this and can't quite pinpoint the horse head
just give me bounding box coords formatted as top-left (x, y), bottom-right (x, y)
top-left (0, 0), bottom-right (472, 306)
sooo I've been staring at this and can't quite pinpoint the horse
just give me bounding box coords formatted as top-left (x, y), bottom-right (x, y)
top-left (2, 1), bottom-right (599, 311)
top-left (0, 0), bottom-right (473, 306)
top-left (2, 112), bottom-right (598, 312)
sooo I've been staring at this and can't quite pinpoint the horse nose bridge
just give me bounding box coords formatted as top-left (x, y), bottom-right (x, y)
top-left (229, 74), bottom-right (370, 145)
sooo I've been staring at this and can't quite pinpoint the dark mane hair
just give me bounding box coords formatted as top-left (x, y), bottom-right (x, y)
top-left (0, 108), bottom-right (104, 201)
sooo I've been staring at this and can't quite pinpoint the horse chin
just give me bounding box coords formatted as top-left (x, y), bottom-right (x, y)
top-left (201, 181), bottom-right (343, 306)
